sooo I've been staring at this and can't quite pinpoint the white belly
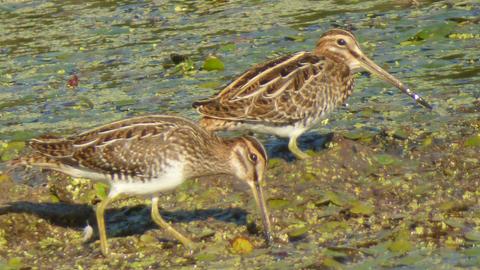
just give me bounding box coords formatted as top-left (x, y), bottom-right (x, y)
top-left (239, 120), bottom-right (318, 138)
top-left (108, 162), bottom-right (185, 197)
top-left (41, 160), bottom-right (186, 198)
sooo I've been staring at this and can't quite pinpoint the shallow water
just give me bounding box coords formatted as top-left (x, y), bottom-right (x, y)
top-left (1, 0), bottom-right (478, 141)
top-left (0, 0), bottom-right (479, 269)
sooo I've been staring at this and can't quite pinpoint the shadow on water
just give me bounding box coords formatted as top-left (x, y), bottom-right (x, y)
top-left (265, 132), bottom-right (334, 161)
top-left (0, 201), bottom-right (248, 238)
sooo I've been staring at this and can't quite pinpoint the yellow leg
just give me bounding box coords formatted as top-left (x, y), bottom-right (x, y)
top-left (288, 135), bottom-right (310, 160)
top-left (151, 197), bottom-right (195, 250)
top-left (95, 194), bottom-right (118, 257)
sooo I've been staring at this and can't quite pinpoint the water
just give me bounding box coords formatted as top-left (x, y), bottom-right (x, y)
top-left (1, 0), bottom-right (478, 141)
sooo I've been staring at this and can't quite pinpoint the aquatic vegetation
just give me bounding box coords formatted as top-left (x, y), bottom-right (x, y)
top-left (203, 55), bottom-right (225, 71)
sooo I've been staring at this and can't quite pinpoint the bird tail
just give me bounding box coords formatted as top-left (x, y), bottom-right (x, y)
top-left (6, 153), bottom-right (63, 175)
top-left (28, 135), bottom-right (73, 157)
top-left (3, 135), bottom-right (72, 178)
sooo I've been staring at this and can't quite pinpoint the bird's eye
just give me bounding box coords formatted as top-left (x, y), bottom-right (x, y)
top-left (337, 39), bottom-right (347, 46)
top-left (248, 153), bottom-right (258, 163)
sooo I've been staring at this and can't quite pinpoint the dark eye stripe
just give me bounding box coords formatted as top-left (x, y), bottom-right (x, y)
top-left (242, 136), bottom-right (268, 162)
top-left (350, 50), bottom-right (359, 58)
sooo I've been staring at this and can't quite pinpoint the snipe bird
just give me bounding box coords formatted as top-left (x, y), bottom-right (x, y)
top-left (193, 29), bottom-right (431, 159)
top-left (10, 115), bottom-right (273, 256)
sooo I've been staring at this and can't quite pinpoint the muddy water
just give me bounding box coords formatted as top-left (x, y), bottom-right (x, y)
top-left (0, 0), bottom-right (478, 141)
top-left (0, 0), bottom-right (479, 269)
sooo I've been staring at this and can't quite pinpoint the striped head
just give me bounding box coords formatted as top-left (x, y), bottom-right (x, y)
top-left (314, 28), bottom-right (432, 109)
top-left (228, 135), bottom-right (273, 244)
top-left (229, 135), bottom-right (268, 185)
top-left (314, 29), bottom-right (364, 72)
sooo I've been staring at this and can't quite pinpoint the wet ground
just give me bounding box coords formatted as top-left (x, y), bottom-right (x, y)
top-left (0, 0), bottom-right (479, 269)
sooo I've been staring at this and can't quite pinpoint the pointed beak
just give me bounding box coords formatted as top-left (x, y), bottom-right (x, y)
top-left (249, 173), bottom-right (273, 245)
top-left (357, 54), bottom-right (432, 110)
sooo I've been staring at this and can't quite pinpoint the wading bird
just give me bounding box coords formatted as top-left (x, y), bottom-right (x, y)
top-left (194, 29), bottom-right (431, 159)
top-left (11, 115), bottom-right (273, 256)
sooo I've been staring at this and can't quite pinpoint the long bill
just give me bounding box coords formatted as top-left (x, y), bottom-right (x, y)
top-left (358, 55), bottom-right (432, 110)
top-left (249, 174), bottom-right (273, 245)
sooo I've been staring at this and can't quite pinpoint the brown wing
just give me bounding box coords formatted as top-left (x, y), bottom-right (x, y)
top-left (26, 115), bottom-right (215, 179)
top-left (193, 52), bottom-right (337, 125)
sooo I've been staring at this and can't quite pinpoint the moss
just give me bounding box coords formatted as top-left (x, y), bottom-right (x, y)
top-left (0, 229), bottom-right (7, 249)
top-left (0, 141), bottom-right (25, 162)
top-left (230, 236), bottom-right (253, 254)
top-left (203, 56), bottom-right (225, 71)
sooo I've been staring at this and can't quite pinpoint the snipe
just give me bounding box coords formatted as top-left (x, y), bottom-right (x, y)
top-left (193, 29), bottom-right (431, 159)
top-left (10, 115), bottom-right (273, 256)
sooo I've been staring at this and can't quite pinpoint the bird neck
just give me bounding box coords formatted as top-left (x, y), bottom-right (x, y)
top-left (187, 137), bottom-right (234, 178)
top-left (317, 51), bottom-right (346, 68)
top-left (313, 47), bottom-right (352, 79)
top-left (216, 137), bottom-right (242, 174)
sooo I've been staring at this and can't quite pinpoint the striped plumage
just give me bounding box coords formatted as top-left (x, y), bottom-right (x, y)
top-left (24, 116), bottom-right (229, 187)
top-left (196, 52), bottom-right (353, 126)
top-left (12, 115), bottom-right (273, 256)
top-left (194, 29), bottom-right (431, 159)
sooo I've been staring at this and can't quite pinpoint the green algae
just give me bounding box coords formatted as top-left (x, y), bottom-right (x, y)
top-left (267, 158), bottom-right (283, 169)
top-left (465, 230), bottom-right (480, 242)
top-left (349, 200), bottom-right (374, 216)
top-left (0, 229), bottom-right (7, 249)
top-left (374, 154), bottom-right (398, 166)
top-left (388, 238), bottom-right (414, 254)
top-left (465, 134), bottom-right (480, 147)
top-left (230, 236), bottom-right (253, 254)
top-left (287, 225), bottom-right (309, 240)
top-left (400, 22), bottom-right (456, 46)
top-left (203, 55), bottom-right (225, 71)
top-left (4, 258), bottom-right (23, 270)
top-left (267, 198), bottom-right (290, 210)
top-left (0, 141), bottom-right (25, 162)
top-left (94, 183), bottom-right (109, 200)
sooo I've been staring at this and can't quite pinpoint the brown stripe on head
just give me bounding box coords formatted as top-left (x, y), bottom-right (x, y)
top-left (320, 28), bottom-right (356, 40)
top-left (313, 28), bottom-right (364, 68)
top-left (241, 135), bottom-right (268, 163)
top-left (316, 28), bottom-right (360, 49)
top-left (224, 135), bottom-right (268, 165)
